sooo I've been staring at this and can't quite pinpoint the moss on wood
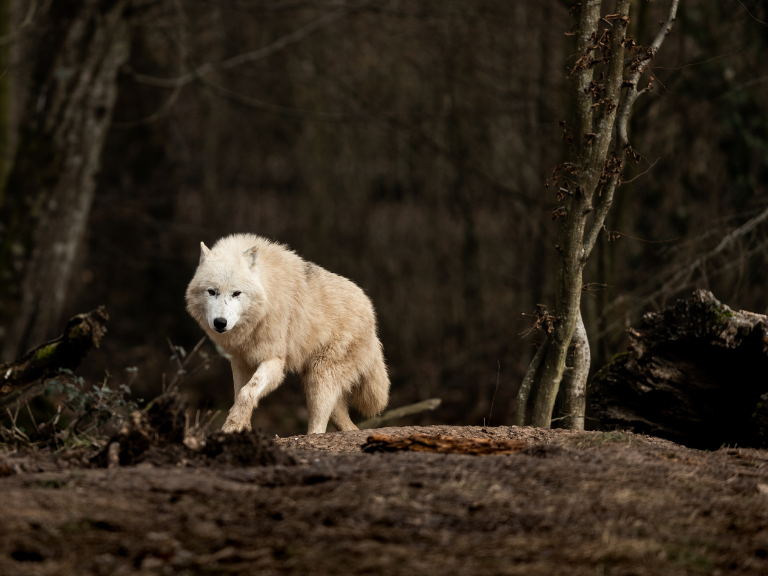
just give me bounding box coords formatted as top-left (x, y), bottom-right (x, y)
top-left (0, 307), bottom-right (108, 408)
top-left (589, 290), bottom-right (768, 449)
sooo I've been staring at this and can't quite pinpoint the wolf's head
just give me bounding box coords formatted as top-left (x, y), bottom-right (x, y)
top-left (185, 241), bottom-right (267, 337)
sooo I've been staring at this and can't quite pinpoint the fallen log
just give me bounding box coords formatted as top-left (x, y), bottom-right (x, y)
top-left (361, 434), bottom-right (527, 455)
top-left (590, 290), bottom-right (768, 449)
top-left (0, 306), bottom-right (108, 409)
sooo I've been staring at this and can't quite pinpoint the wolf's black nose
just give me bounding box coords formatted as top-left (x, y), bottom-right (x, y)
top-left (213, 317), bottom-right (227, 332)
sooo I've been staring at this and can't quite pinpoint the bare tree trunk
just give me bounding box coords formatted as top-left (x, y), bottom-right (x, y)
top-left (514, 338), bottom-right (548, 427)
top-left (0, 0), bottom-right (12, 185)
top-left (530, 0), bottom-right (626, 428)
top-left (554, 311), bottom-right (589, 429)
top-left (0, 0), bottom-right (131, 359)
top-left (516, 0), bottom-right (680, 429)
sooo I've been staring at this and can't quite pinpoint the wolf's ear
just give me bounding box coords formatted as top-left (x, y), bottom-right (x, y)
top-left (199, 242), bottom-right (211, 266)
top-left (244, 246), bottom-right (259, 268)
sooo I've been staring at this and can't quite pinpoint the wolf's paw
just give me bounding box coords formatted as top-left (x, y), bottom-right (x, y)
top-left (221, 420), bottom-right (239, 434)
top-left (221, 418), bottom-right (252, 434)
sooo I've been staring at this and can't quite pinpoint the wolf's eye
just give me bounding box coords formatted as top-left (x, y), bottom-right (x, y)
top-left (232, 291), bottom-right (241, 297)
top-left (207, 289), bottom-right (216, 296)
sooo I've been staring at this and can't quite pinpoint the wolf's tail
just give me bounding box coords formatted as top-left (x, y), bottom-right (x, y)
top-left (353, 352), bottom-right (390, 418)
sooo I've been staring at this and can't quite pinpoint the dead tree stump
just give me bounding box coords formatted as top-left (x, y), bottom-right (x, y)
top-left (590, 290), bottom-right (768, 449)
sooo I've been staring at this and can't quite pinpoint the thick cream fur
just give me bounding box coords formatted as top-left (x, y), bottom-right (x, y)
top-left (186, 234), bottom-right (389, 434)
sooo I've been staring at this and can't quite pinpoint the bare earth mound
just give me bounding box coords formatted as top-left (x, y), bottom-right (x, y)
top-left (2, 425), bottom-right (768, 575)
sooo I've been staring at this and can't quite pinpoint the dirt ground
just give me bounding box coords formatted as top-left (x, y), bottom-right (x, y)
top-left (2, 425), bottom-right (768, 575)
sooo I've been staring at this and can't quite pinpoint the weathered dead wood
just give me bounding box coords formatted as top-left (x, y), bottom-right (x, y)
top-left (0, 306), bottom-right (108, 409)
top-left (361, 434), bottom-right (527, 455)
top-left (590, 290), bottom-right (768, 449)
top-left (358, 398), bottom-right (441, 429)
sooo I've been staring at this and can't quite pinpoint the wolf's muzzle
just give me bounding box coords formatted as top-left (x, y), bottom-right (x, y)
top-left (213, 317), bottom-right (228, 332)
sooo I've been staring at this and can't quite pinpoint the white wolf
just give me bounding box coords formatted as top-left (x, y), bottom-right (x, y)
top-left (185, 234), bottom-right (389, 434)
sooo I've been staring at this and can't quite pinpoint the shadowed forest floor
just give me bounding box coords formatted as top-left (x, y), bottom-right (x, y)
top-left (2, 425), bottom-right (768, 575)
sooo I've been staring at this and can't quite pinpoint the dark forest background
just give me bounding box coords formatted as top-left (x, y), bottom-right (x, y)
top-left (1, 0), bottom-right (767, 435)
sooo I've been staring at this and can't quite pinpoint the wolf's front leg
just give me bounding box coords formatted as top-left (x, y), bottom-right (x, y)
top-left (221, 358), bottom-right (285, 433)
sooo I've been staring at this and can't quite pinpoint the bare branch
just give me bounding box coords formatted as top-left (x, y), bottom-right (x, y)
top-left (595, 205), bottom-right (768, 343)
top-left (132, 6), bottom-right (357, 89)
top-left (736, 0), bottom-right (768, 27)
top-left (572, 1), bottom-right (602, 153)
top-left (649, 48), bottom-right (741, 71)
top-left (621, 157), bottom-right (660, 184)
top-left (638, 205), bottom-right (768, 310)
top-left (616, 0), bottom-right (679, 147)
top-left (587, 0), bottom-right (631, 195)
top-left (718, 74), bottom-right (768, 100)
top-left (198, 76), bottom-right (361, 121)
top-left (594, 236), bottom-right (768, 346)
top-left (585, 0), bottom-right (680, 260)
top-left (592, 1), bottom-right (631, 148)
top-left (111, 80), bottom-right (184, 128)
top-left (582, 174), bottom-right (619, 260)
top-left (647, 0), bottom-right (681, 57)
top-left (583, 154), bottom-right (659, 260)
